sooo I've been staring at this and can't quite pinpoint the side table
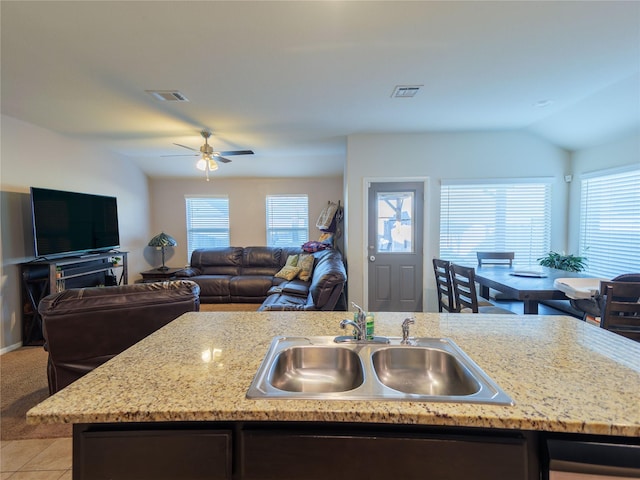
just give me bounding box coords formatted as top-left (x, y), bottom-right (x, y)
top-left (139, 267), bottom-right (184, 283)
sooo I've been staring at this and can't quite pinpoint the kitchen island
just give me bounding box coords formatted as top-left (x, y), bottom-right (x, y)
top-left (27, 311), bottom-right (640, 479)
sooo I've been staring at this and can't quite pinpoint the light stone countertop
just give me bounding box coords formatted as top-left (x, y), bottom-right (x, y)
top-left (27, 311), bottom-right (640, 436)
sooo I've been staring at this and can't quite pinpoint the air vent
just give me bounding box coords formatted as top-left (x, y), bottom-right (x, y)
top-left (145, 90), bottom-right (189, 102)
top-left (391, 85), bottom-right (422, 98)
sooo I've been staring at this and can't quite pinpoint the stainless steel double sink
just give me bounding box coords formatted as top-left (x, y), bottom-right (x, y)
top-left (246, 336), bottom-right (514, 405)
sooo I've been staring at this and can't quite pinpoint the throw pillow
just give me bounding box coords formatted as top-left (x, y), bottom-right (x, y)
top-left (302, 241), bottom-right (330, 253)
top-left (285, 254), bottom-right (299, 267)
top-left (275, 265), bottom-right (301, 281)
top-left (297, 254), bottom-right (315, 281)
top-left (319, 232), bottom-right (334, 245)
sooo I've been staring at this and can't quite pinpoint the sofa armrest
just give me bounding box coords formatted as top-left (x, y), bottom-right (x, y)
top-left (175, 267), bottom-right (202, 278)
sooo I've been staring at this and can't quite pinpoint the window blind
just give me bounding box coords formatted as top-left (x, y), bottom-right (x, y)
top-left (266, 195), bottom-right (309, 247)
top-left (440, 180), bottom-right (551, 266)
top-left (185, 196), bottom-right (230, 261)
top-left (579, 166), bottom-right (640, 278)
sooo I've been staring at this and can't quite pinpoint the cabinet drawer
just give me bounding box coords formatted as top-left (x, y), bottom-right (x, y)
top-left (75, 428), bottom-right (232, 480)
top-left (240, 429), bottom-right (529, 480)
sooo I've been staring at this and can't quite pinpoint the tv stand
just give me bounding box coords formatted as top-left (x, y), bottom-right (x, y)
top-left (20, 252), bottom-right (128, 346)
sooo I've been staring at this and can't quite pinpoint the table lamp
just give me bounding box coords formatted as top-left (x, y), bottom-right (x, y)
top-left (148, 232), bottom-right (177, 271)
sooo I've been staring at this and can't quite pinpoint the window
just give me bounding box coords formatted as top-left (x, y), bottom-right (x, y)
top-left (579, 166), bottom-right (640, 278)
top-left (440, 179), bottom-right (551, 266)
top-left (266, 195), bottom-right (309, 247)
top-left (185, 196), bottom-right (230, 260)
top-left (375, 191), bottom-right (415, 253)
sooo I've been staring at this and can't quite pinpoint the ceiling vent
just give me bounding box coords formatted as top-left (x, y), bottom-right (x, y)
top-left (146, 90), bottom-right (189, 102)
top-left (391, 85), bottom-right (422, 98)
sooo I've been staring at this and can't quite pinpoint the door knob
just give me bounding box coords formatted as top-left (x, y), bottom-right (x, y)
top-left (369, 255), bottom-right (376, 262)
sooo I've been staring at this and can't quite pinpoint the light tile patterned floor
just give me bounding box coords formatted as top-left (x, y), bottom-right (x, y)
top-left (0, 438), bottom-right (72, 480)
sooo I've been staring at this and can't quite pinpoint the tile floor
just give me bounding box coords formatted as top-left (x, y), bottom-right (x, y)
top-left (1, 438), bottom-right (72, 480)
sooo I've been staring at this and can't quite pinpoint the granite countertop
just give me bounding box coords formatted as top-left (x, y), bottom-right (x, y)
top-left (27, 312), bottom-right (640, 436)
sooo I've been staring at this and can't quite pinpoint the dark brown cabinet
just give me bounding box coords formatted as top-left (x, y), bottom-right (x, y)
top-left (74, 425), bottom-right (232, 480)
top-left (73, 422), bottom-right (539, 480)
top-left (239, 427), bottom-right (535, 480)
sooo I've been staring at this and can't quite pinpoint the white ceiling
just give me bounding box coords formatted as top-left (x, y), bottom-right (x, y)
top-left (2, 1), bottom-right (639, 179)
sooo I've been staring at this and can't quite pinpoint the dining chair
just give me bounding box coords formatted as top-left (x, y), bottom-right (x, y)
top-left (432, 259), bottom-right (455, 312)
top-left (600, 281), bottom-right (640, 342)
top-left (450, 264), bottom-right (514, 314)
top-left (476, 252), bottom-right (516, 300)
top-left (477, 252), bottom-right (515, 267)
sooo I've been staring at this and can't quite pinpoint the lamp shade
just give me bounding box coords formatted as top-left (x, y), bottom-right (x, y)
top-left (148, 232), bottom-right (177, 248)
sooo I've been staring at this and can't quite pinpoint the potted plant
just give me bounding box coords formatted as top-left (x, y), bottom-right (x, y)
top-left (537, 251), bottom-right (586, 272)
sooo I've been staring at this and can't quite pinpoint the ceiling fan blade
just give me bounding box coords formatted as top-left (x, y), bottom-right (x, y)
top-left (161, 153), bottom-right (199, 157)
top-left (215, 156), bottom-right (232, 164)
top-left (217, 150), bottom-right (254, 156)
top-left (173, 142), bottom-right (199, 152)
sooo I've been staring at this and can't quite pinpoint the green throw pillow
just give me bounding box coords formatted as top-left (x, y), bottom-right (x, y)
top-left (275, 265), bottom-right (301, 281)
top-left (297, 254), bottom-right (314, 282)
top-left (285, 254), bottom-right (299, 267)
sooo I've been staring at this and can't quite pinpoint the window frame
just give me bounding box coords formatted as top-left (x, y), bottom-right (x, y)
top-left (265, 194), bottom-right (309, 247)
top-left (439, 178), bottom-right (552, 266)
top-left (578, 165), bottom-right (640, 278)
top-left (185, 195), bottom-right (230, 261)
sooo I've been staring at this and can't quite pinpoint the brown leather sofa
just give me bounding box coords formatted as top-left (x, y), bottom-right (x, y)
top-left (39, 280), bottom-right (200, 394)
top-left (177, 246), bottom-right (347, 311)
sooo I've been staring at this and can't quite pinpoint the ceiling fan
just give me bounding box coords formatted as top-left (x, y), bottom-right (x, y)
top-left (165, 130), bottom-right (254, 180)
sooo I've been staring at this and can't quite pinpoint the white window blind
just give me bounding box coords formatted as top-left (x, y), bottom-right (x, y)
top-left (579, 166), bottom-right (640, 278)
top-left (266, 195), bottom-right (309, 247)
top-left (185, 196), bottom-right (230, 261)
top-left (440, 180), bottom-right (551, 266)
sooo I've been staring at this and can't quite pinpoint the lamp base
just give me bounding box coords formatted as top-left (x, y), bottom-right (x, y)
top-left (157, 266), bottom-right (170, 271)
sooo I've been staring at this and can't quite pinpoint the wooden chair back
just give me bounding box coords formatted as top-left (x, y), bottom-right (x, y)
top-left (600, 282), bottom-right (640, 342)
top-left (450, 264), bottom-right (481, 313)
top-left (477, 252), bottom-right (514, 267)
top-left (432, 259), bottom-right (455, 312)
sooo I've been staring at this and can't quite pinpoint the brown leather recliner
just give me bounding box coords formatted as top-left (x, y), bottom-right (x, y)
top-left (38, 280), bottom-right (200, 394)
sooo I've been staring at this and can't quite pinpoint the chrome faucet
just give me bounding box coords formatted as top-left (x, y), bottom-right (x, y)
top-left (351, 302), bottom-right (367, 340)
top-left (335, 303), bottom-right (390, 344)
top-left (401, 317), bottom-right (415, 344)
top-left (339, 319), bottom-right (364, 341)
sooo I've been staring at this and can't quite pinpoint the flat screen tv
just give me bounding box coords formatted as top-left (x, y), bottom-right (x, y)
top-left (30, 187), bottom-right (120, 258)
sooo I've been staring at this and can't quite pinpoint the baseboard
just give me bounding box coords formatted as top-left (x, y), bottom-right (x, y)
top-left (0, 341), bottom-right (24, 355)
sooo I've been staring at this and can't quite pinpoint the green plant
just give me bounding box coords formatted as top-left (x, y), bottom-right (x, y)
top-left (537, 251), bottom-right (586, 272)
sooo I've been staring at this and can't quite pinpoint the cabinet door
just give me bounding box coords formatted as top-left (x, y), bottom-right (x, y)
top-left (240, 429), bottom-right (530, 480)
top-left (75, 428), bottom-right (232, 480)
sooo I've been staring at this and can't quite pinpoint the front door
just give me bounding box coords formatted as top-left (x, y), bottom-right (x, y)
top-left (367, 181), bottom-right (424, 312)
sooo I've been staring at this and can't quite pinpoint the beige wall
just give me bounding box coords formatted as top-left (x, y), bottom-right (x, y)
top-left (345, 131), bottom-right (572, 312)
top-left (0, 115), bottom-right (151, 352)
top-left (147, 177), bottom-right (344, 272)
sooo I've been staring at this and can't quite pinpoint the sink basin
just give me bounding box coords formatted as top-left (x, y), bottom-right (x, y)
top-left (371, 347), bottom-right (480, 396)
top-left (247, 336), bottom-right (514, 405)
top-left (269, 346), bottom-right (364, 393)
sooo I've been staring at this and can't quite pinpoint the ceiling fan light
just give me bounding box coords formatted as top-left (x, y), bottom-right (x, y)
top-left (208, 158), bottom-right (219, 171)
top-left (196, 158), bottom-right (207, 171)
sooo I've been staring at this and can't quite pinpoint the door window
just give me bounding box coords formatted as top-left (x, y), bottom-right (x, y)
top-left (375, 191), bottom-right (415, 253)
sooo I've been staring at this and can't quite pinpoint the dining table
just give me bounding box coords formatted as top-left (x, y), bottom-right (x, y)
top-left (473, 265), bottom-right (603, 314)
